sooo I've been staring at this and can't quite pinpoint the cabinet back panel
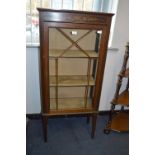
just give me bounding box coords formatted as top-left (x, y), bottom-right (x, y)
top-left (49, 58), bottom-right (95, 76)
top-left (49, 28), bottom-right (96, 50)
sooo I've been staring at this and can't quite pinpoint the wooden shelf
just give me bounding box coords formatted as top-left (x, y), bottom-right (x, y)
top-left (50, 98), bottom-right (93, 110)
top-left (111, 112), bottom-right (129, 132)
top-left (49, 75), bottom-right (95, 86)
top-left (114, 90), bottom-right (129, 106)
top-left (49, 50), bottom-right (98, 58)
top-left (47, 109), bottom-right (97, 116)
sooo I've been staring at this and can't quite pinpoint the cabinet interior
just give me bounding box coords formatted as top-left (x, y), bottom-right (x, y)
top-left (48, 28), bottom-right (101, 110)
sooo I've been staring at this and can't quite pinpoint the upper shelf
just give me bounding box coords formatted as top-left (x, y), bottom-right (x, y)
top-left (49, 75), bottom-right (95, 87)
top-left (49, 50), bottom-right (98, 58)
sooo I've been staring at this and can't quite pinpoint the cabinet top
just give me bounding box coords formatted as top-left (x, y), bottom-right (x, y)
top-left (37, 8), bottom-right (114, 25)
top-left (37, 8), bottom-right (114, 17)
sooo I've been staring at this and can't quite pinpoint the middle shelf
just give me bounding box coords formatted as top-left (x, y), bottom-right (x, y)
top-left (49, 49), bottom-right (98, 58)
top-left (49, 75), bottom-right (95, 87)
top-left (50, 98), bottom-right (93, 110)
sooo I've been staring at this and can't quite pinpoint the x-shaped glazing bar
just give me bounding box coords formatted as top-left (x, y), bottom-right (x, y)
top-left (56, 28), bottom-right (91, 57)
top-left (59, 30), bottom-right (92, 57)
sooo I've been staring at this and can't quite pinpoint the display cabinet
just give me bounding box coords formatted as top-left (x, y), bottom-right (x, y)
top-left (37, 8), bottom-right (113, 141)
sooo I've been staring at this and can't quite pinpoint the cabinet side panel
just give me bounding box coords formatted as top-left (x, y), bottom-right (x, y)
top-left (93, 20), bottom-right (112, 110)
top-left (39, 18), bottom-right (50, 113)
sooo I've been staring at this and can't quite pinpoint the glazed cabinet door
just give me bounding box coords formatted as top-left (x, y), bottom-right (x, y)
top-left (40, 21), bottom-right (109, 114)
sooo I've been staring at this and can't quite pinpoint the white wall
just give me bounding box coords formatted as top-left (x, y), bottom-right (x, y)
top-left (99, 0), bottom-right (129, 110)
top-left (112, 0), bottom-right (129, 49)
top-left (26, 47), bottom-right (41, 113)
top-left (26, 0), bottom-right (129, 113)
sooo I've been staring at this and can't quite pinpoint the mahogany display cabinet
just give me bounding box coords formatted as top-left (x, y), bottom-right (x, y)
top-left (37, 8), bottom-right (114, 142)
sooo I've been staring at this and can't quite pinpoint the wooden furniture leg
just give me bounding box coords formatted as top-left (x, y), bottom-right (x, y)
top-left (91, 114), bottom-right (97, 138)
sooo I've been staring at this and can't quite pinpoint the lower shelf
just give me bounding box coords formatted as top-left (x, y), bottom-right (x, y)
top-left (111, 112), bottom-right (129, 132)
top-left (50, 98), bottom-right (93, 110)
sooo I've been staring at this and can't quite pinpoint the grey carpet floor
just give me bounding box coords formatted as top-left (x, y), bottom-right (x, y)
top-left (27, 115), bottom-right (129, 155)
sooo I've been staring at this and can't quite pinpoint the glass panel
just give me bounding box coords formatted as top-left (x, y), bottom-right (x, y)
top-left (48, 27), bottom-right (102, 110)
top-left (49, 28), bottom-right (101, 53)
top-left (50, 98), bottom-right (92, 110)
top-left (49, 58), bottom-right (89, 76)
top-left (50, 87), bottom-right (85, 98)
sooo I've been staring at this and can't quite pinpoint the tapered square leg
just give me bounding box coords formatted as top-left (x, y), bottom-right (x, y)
top-left (91, 114), bottom-right (97, 139)
top-left (42, 116), bottom-right (48, 142)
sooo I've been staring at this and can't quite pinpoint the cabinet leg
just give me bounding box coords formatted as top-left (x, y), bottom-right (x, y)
top-left (42, 116), bottom-right (48, 142)
top-left (91, 114), bottom-right (97, 139)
